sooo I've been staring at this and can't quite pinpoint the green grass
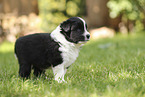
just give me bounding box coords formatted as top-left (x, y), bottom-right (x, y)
top-left (0, 33), bottom-right (145, 97)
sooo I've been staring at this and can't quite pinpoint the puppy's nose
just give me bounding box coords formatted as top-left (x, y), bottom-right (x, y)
top-left (86, 34), bottom-right (90, 39)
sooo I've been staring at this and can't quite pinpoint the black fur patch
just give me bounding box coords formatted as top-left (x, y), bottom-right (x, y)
top-left (15, 33), bottom-right (63, 78)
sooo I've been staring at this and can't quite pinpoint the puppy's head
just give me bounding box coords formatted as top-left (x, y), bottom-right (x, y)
top-left (60, 17), bottom-right (90, 44)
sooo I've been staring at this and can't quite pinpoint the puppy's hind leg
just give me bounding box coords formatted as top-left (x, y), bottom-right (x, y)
top-left (33, 66), bottom-right (45, 77)
top-left (19, 62), bottom-right (32, 79)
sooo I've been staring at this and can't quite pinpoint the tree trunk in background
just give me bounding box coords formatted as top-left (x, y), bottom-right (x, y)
top-left (86, 0), bottom-right (109, 28)
top-left (86, 0), bottom-right (121, 31)
top-left (0, 0), bottom-right (39, 16)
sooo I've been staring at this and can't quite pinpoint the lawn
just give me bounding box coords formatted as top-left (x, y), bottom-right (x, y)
top-left (0, 33), bottom-right (145, 97)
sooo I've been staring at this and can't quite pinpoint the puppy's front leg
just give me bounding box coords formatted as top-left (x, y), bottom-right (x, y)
top-left (52, 64), bottom-right (66, 83)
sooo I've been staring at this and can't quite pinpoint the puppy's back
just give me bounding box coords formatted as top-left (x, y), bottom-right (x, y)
top-left (15, 33), bottom-right (62, 68)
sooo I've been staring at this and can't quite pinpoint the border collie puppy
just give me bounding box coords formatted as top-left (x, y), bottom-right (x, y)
top-left (15, 17), bottom-right (90, 83)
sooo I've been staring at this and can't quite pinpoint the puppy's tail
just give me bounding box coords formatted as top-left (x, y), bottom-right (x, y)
top-left (14, 40), bottom-right (18, 60)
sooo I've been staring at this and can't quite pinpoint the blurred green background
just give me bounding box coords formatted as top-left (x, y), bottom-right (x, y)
top-left (0, 0), bottom-right (145, 42)
top-left (38, 0), bottom-right (86, 32)
top-left (0, 1), bottom-right (145, 96)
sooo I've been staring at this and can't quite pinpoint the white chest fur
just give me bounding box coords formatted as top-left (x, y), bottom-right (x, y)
top-left (50, 26), bottom-right (81, 68)
top-left (59, 43), bottom-right (80, 68)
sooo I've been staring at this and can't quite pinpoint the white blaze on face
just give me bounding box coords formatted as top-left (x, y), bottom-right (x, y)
top-left (78, 17), bottom-right (90, 41)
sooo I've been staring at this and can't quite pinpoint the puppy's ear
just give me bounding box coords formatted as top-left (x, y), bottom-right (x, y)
top-left (60, 20), bottom-right (71, 37)
top-left (60, 19), bottom-right (77, 43)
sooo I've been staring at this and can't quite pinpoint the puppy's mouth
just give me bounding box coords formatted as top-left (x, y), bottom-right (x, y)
top-left (77, 40), bottom-right (89, 44)
top-left (72, 36), bottom-right (90, 44)
top-left (85, 39), bottom-right (90, 41)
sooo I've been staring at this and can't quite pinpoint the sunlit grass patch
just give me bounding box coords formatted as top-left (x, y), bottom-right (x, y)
top-left (0, 42), bottom-right (14, 53)
top-left (0, 33), bottom-right (145, 97)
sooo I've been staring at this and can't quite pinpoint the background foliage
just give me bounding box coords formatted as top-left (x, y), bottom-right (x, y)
top-left (0, 0), bottom-right (145, 42)
top-left (38, 0), bottom-right (86, 32)
top-left (107, 0), bottom-right (145, 32)
top-left (38, 0), bottom-right (145, 32)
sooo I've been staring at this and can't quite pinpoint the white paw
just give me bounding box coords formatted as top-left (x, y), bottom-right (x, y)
top-left (55, 78), bottom-right (67, 83)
